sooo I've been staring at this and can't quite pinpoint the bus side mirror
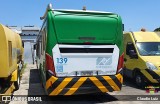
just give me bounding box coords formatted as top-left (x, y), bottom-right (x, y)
top-left (33, 44), bottom-right (37, 50)
top-left (129, 50), bottom-right (138, 59)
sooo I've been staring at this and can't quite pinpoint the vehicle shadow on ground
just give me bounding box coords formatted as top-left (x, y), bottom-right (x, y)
top-left (27, 69), bottom-right (118, 104)
top-left (41, 93), bottom-right (118, 104)
top-left (28, 93), bottom-right (118, 104)
top-left (28, 69), bottom-right (45, 95)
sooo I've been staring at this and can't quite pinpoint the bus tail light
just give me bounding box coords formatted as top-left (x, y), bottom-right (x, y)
top-left (46, 54), bottom-right (56, 76)
top-left (117, 53), bottom-right (124, 73)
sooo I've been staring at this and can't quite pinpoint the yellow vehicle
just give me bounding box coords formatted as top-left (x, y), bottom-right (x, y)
top-left (0, 24), bottom-right (24, 94)
top-left (124, 31), bottom-right (160, 87)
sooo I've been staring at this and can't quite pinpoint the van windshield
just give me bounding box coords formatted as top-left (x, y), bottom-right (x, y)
top-left (136, 42), bottom-right (160, 56)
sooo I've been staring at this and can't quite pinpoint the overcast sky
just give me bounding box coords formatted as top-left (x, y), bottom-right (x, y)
top-left (0, 0), bottom-right (159, 31)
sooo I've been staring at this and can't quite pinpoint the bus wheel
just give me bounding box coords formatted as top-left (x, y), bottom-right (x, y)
top-left (135, 72), bottom-right (145, 88)
top-left (14, 70), bottom-right (20, 90)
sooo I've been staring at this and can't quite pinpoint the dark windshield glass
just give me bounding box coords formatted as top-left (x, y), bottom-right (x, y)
top-left (136, 42), bottom-right (160, 56)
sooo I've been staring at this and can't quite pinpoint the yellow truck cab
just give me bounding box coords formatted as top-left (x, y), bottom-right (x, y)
top-left (124, 31), bottom-right (160, 87)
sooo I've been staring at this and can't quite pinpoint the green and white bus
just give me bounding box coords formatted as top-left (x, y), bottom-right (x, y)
top-left (36, 4), bottom-right (124, 96)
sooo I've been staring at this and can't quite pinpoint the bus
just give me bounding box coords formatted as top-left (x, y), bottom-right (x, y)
top-left (36, 3), bottom-right (124, 95)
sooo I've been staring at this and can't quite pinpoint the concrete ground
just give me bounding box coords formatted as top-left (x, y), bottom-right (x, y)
top-left (9, 64), bottom-right (160, 104)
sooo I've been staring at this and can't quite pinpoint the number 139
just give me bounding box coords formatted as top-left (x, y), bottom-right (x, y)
top-left (56, 58), bottom-right (68, 64)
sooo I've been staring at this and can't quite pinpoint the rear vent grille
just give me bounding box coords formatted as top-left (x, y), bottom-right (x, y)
top-left (60, 48), bottom-right (114, 53)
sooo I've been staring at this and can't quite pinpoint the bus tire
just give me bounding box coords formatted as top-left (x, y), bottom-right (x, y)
top-left (14, 70), bottom-right (20, 90)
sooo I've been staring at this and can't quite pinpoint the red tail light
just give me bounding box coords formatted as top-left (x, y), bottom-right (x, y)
top-left (46, 54), bottom-right (56, 76)
top-left (117, 53), bottom-right (124, 73)
top-left (84, 42), bottom-right (92, 44)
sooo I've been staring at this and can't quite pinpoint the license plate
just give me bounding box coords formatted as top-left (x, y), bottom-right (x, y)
top-left (81, 71), bottom-right (93, 76)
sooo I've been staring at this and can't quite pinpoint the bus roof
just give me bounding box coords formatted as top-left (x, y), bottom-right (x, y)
top-left (54, 9), bottom-right (117, 15)
top-left (40, 3), bottom-right (118, 20)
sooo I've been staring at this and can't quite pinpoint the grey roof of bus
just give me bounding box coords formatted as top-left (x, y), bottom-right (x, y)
top-left (54, 9), bottom-right (115, 14)
top-left (52, 9), bottom-right (118, 17)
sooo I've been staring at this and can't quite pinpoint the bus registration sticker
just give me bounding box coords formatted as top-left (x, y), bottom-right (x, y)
top-left (56, 65), bottom-right (63, 72)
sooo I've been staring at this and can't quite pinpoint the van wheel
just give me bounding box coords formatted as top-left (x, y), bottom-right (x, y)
top-left (14, 70), bottom-right (20, 90)
top-left (135, 72), bottom-right (145, 88)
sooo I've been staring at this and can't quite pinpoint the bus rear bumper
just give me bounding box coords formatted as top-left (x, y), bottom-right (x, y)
top-left (46, 73), bottom-right (123, 96)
